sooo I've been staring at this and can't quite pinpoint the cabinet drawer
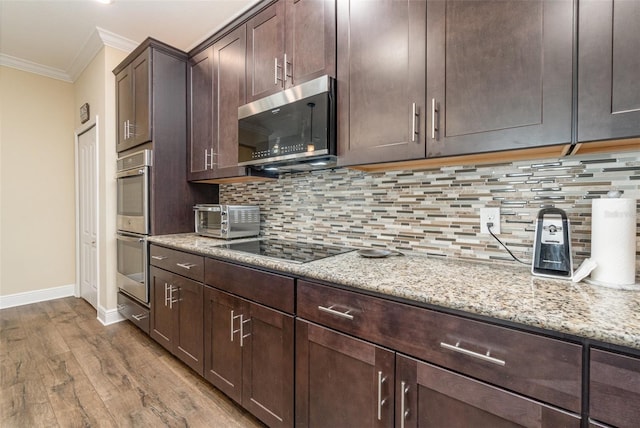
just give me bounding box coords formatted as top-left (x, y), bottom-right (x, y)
top-left (150, 245), bottom-right (204, 282)
top-left (205, 258), bottom-right (294, 314)
top-left (117, 291), bottom-right (149, 334)
top-left (590, 349), bottom-right (640, 428)
top-left (297, 280), bottom-right (582, 412)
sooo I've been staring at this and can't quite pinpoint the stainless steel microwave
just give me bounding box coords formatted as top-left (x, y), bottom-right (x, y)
top-left (194, 204), bottom-right (260, 239)
top-left (237, 75), bottom-right (336, 171)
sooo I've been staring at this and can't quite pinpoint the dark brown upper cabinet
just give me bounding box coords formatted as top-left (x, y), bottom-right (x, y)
top-left (246, 0), bottom-right (336, 103)
top-left (188, 46), bottom-right (214, 179)
top-left (115, 48), bottom-right (151, 152)
top-left (578, 0), bottom-right (640, 143)
top-left (188, 26), bottom-right (249, 181)
top-left (336, 0), bottom-right (427, 166)
top-left (426, 0), bottom-right (573, 158)
top-left (338, 0), bottom-right (574, 167)
top-left (337, 0), bottom-right (426, 166)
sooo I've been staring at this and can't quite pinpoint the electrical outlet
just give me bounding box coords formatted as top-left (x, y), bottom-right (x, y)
top-left (480, 207), bottom-right (501, 234)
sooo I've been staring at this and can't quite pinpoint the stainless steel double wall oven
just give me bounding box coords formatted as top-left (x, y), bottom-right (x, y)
top-left (116, 150), bottom-right (151, 308)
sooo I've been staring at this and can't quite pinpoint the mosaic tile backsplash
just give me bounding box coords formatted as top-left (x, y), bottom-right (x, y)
top-left (220, 151), bottom-right (640, 275)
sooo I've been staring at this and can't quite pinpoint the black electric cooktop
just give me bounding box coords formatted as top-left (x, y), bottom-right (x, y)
top-left (221, 239), bottom-right (354, 264)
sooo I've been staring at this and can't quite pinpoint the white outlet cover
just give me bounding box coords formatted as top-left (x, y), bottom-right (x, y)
top-left (480, 207), bottom-right (501, 234)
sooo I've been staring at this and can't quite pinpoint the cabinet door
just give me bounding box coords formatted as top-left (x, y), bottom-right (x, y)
top-left (116, 66), bottom-right (133, 152)
top-left (212, 26), bottom-right (249, 179)
top-left (203, 287), bottom-right (244, 403)
top-left (396, 355), bottom-right (581, 428)
top-left (188, 46), bottom-right (214, 179)
top-left (285, 0), bottom-right (336, 87)
top-left (296, 319), bottom-right (395, 427)
top-left (242, 302), bottom-right (294, 428)
top-left (149, 266), bottom-right (175, 351)
top-left (337, 0), bottom-right (426, 166)
top-left (578, 0), bottom-right (640, 142)
top-left (246, 0), bottom-right (286, 102)
top-left (173, 275), bottom-right (204, 375)
top-left (589, 349), bottom-right (640, 428)
top-left (426, 0), bottom-right (573, 157)
top-left (131, 48), bottom-right (152, 147)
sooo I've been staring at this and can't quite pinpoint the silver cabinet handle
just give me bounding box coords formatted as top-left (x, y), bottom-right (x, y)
top-left (204, 149), bottom-right (216, 170)
top-left (172, 286), bottom-right (180, 308)
top-left (284, 53), bottom-right (292, 84)
top-left (431, 98), bottom-right (438, 140)
top-left (229, 310), bottom-right (236, 342)
top-left (240, 316), bottom-right (251, 348)
top-left (231, 310), bottom-right (242, 342)
top-left (274, 57), bottom-right (284, 86)
top-left (400, 381), bottom-right (409, 428)
top-left (132, 313), bottom-right (148, 321)
top-left (377, 371), bottom-right (387, 421)
top-left (317, 305), bottom-right (354, 320)
top-left (440, 341), bottom-right (506, 366)
top-left (176, 262), bottom-right (197, 270)
top-left (151, 255), bottom-right (167, 261)
top-left (411, 103), bottom-right (419, 142)
top-left (164, 282), bottom-right (170, 307)
top-left (168, 285), bottom-right (179, 309)
top-left (123, 121), bottom-right (127, 140)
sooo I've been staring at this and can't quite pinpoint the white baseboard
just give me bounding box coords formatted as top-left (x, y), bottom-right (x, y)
top-left (98, 304), bottom-right (125, 326)
top-left (0, 284), bottom-right (76, 309)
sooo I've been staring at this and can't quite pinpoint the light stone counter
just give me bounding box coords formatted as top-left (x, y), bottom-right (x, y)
top-left (149, 233), bottom-right (640, 351)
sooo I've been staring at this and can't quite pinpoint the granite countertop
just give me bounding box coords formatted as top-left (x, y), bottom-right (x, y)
top-left (149, 233), bottom-right (640, 351)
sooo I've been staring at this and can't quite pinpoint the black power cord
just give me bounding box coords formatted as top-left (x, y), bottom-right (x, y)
top-left (486, 222), bottom-right (530, 266)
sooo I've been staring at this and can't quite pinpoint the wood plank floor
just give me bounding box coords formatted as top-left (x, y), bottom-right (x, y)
top-left (0, 297), bottom-right (266, 428)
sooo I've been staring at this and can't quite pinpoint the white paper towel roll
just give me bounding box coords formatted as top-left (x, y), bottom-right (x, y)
top-left (591, 197), bottom-right (637, 286)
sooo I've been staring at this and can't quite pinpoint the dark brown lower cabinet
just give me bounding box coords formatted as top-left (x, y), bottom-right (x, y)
top-left (149, 266), bottom-right (204, 375)
top-left (589, 348), bottom-right (640, 428)
top-left (396, 355), bottom-right (581, 428)
top-left (204, 286), bottom-right (294, 428)
top-left (296, 319), bottom-right (395, 428)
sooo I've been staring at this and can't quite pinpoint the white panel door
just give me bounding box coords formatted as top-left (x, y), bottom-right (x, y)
top-left (78, 125), bottom-right (98, 309)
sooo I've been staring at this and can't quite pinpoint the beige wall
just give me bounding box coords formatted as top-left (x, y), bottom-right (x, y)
top-left (0, 66), bottom-right (76, 296)
top-left (73, 46), bottom-right (128, 312)
top-left (0, 45), bottom-right (128, 315)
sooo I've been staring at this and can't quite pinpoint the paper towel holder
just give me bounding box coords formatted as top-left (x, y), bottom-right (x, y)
top-left (532, 207), bottom-right (573, 279)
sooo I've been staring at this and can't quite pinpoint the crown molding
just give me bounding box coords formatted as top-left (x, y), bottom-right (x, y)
top-left (0, 53), bottom-right (72, 82)
top-left (68, 27), bottom-right (138, 82)
top-left (1, 27), bottom-right (137, 83)
top-left (96, 27), bottom-right (138, 53)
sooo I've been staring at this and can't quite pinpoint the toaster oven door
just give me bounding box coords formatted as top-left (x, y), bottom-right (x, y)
top-left (195, 206), bottom-right (223, 237)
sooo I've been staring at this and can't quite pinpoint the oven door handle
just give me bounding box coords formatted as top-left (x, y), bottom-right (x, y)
top-left (116, 232), bottom-right (147, 243)
top-left (117, 167), bottom-right (147, 179)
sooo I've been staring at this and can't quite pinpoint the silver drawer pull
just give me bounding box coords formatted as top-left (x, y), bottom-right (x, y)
top-left (151, 255), bottom-right (167, 261)
top-left (176, 262), bottom-right (197, 270)
top-left (132, 313), bottom-right (148, 321)
top-left (317, 305), bottom-right (354, 320)
top-left (440, 341), bottom-right (506, 366)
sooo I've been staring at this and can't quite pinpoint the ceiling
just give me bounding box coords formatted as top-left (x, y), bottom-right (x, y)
top-left (0, 0), bottom-right (257, 82)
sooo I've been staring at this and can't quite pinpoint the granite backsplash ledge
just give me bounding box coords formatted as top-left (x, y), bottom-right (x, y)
top-left (220, 150), bottom-right (640, 274)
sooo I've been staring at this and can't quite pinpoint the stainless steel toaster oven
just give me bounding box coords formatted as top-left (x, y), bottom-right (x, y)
top-left (194, 204), bottom-right (260, 239)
